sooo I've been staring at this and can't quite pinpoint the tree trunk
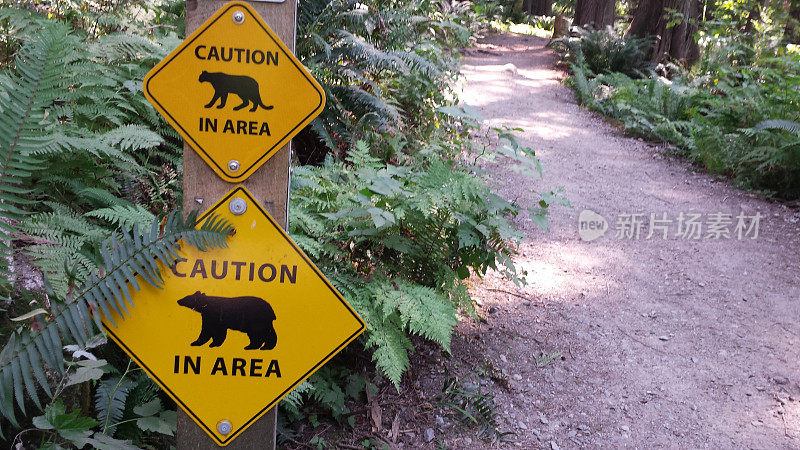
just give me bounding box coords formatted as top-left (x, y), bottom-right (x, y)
top-left (626, 0), bottom-right (700, 64)
top-left (785, 0), bottom-right (800, 43)
top-left (552, 14), bottom-right (571, 39)
top-left (574, 0), bottom-right (615, 29)
top-left (524, 0), bottom-right (553, 15)
top-left (512, 0), bottom-right (525, 17)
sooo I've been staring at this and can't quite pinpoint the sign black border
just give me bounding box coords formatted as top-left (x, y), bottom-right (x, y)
top-left (103, 187), bottom-right (365, 446)
top-left (143, 2), bottom-right (325, 181)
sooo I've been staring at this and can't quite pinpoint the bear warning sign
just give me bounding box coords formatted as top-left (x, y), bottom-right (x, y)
top-left (101, 187), bottom-right (364, 446)
top-left (143, 1), bottom-right (325, 182)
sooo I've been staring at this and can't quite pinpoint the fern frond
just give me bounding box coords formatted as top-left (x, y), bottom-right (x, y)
top-left (396, 50), bottom-right (441, 79)
top-left (328, 276), bottom-right (414, 388)
top-left (91, 33), bottom-right (161, 61)
top-left (20, 203), bottom-right (104, 241)
top-left (753, 119), bottom-right (800, 134)
top-left (363, 312), bottom-right (413, 388)
top-left (95, 376), bottom-right (134, 435)
top-left (0, 23), bottom-right (78, 279)
top-left (0, 8), bottom-right (49, 40)
top-left (279, 380), bottom-right (313, 417)
top-left (0, 212), bottom-right (234, 422)
top-left (100, 125), bottom-right (165, 152)
top-left (76, 188), bottom-right (127, 208)
top-left (85, 205), bottom-right (155, 230)
top-left (370, 279), bottom-right (457, 352)
top-left (331, 85), bottom-right (402, 129)
top-left (334, 31), bottom-right (409, 74)
top-left (22, 202), bottom-right (154, 297)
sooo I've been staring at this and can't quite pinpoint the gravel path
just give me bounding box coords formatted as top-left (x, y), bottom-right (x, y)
top-left (455, 33), bottom-right (800, 449)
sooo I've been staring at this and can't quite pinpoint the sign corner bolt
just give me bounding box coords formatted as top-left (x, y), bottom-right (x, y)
top-left (217, 419), bottom-right (232, 435)
top-left (232, 10), bottom-right (245, 25)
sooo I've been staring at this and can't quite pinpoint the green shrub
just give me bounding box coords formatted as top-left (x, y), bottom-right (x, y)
top-left (296, 0), bottom-right (469, 163)
top-left (553, 28), bottom-right (653, 78)
top-left (560, 27), bottom-right (800, 198)
top-left (0, 0), bottom-right (560, 442)
top-left (289, 134), bottom-right (541, 386)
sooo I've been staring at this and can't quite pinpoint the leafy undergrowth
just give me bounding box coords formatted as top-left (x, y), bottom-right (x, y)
top-left (0, 0), bottom-right (560, 448)
top-left (279, 336), bottom-right (514, 449)
top-left (554, 26), bottom-right (800, 199)
top-left (280, 107), bottom-right (562, 444)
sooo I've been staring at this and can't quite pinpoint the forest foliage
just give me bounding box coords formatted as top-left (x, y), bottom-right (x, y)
top-left (1, 0), bottom-right (792, 446)
top-left (0, 0), bottom-right (555, 447)
top-left (550, 1), bottom-right (800, 198)
top-left (473, 0), bottom-right (800, 198)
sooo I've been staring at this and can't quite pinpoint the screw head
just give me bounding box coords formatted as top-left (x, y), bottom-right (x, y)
top-left (227, 159), bottom-right (240, 172)
top-left (232, 10), bottom-right (245, 24)
top-left (229, 198), bottom-right (247, 216)
top-left (217, 420), bottom-right (232, 435)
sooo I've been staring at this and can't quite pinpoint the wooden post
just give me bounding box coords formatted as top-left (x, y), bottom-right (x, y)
top-left (177, 0), bottom-right (296, 447)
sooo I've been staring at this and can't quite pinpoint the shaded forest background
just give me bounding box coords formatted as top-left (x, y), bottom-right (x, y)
top-left (499, 0), bottom-right (800, 198)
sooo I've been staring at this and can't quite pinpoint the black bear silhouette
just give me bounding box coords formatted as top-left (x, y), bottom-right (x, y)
top-left (198, 71), bottom-right (274, 112)
top-left (177, 291), bottom-right (277, 350)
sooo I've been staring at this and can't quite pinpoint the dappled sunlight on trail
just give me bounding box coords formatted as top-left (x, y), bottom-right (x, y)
top-left (451, 33), bottom-right (800, 449)
top-left (515, 241), bottom-right (621, 299)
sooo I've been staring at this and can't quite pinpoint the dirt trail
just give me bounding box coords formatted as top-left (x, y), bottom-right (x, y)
top-left (454, 33), bottom-right (800, 448)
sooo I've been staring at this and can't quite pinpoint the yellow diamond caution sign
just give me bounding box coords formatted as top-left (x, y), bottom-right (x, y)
top-left (143, 2), bottom-right (325, 182)
top-left (102, 187), bottom-right (364, 446)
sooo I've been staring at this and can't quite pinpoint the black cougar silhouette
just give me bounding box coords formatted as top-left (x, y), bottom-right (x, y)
top-left (198, 71), bottom-right (274, 112)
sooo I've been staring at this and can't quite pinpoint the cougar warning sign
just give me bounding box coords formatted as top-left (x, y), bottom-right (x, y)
top-left (101, 187), bottom-right (364, 446)
top-left (143, 1), bottom-right (325, 182)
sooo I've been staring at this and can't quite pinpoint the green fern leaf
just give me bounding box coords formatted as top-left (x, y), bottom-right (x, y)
top-left (95, 376), bottom-right (135, 435)
top-left (0, 23), bottom-right (79, 279)
top-left (364, 314), bottom-right (412, 387)
top-left (85, 205), bottom-right (155, 230)
top-left (100, 125), bottom-right (165, 152)
top-left (370, 280), bottom-right (457, 352)
top-left (753, 119), bottom-right (800, 134)
top-left (0, 212), bottom-right (233, 422)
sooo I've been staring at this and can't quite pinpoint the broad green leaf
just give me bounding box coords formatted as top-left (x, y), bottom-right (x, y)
top-left (133, 398), bottom-right (161, 417)
top-left (136, 415), bottom-right (175, 436)
top-left (35, 399), bottom-right (98, 432)
top-left (77, 359), bottom-right (109, 369)
top-left (84, 432), bottom-right (140, 450)
top-left (58, 429), bottom-right (94, 448)
top-left (65, 366), bottom-right (105, 386)
top-left (529, 210), bottom-right (549, 230)
top-left (33, 414), bottom-right (54, 430)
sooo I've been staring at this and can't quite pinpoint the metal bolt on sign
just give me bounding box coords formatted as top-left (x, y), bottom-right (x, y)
top-left (217, 420), bottom-right (232, 435)
top-left (227, 159), bottom-right (240, 172)
top-left (232, 10), bottom-right (245, 24)
top-left (229, 197), bottom-right (247, 215)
